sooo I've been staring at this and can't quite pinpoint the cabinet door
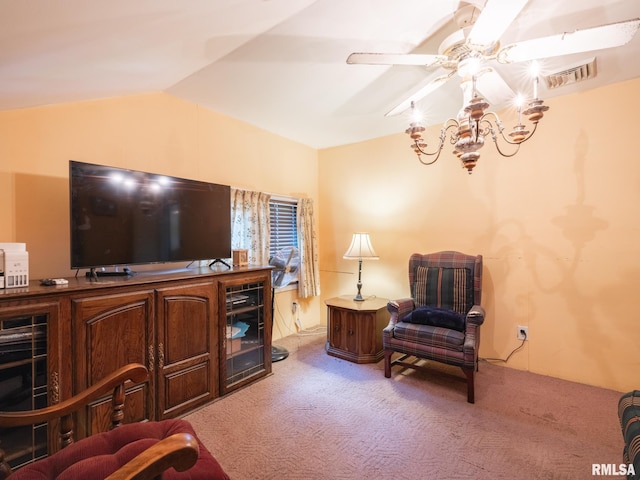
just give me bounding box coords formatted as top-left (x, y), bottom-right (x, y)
top-left (328, 308), bottom-right (358, 354)
top-left (327, 307), bottom-right (343, 351)
top-left (355, 311), bottom-right (378, 356)
top-left (219, 272), bottom-right (272, 395)
top-left (70, 289), bottom-right (154, 437)
top-left (155, 282), bottom-right (217, 419)
top-left (0, 300), bottom-right (60, 469)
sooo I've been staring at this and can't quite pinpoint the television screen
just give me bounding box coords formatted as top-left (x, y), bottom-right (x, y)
top-left (69, 160), bottom-right (231, 270)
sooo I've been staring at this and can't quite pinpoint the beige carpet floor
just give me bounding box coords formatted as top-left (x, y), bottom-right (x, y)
top-left (185, 330), bottom-right (624, 480)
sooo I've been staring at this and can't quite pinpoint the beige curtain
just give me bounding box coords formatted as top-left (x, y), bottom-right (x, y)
top-left (296, 198), bottom-right (321, 298)
top-left (230, 188), bottom-right (271, 265)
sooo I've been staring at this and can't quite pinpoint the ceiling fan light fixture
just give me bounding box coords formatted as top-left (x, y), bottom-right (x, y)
top-left (460, 152), bottom-right (480, 172)
top-left (406, 74), bottom-right (548, 173)
top-left (508, 124), bottom-right (530, 143)
top-left (412, 139), bottom-right (428, 157)
top-left (464, 95), bottom-right (489, 120)
top-left (347, 2), bottom-right (639, 173)
top-left (405, 120), bottom-right (425, 141)
top-left (522, 98), bottom-right (549, 123)
top-left (457, 55), bottom-right (482, 78)
top-left (529, 60), bottom-right (541, 78)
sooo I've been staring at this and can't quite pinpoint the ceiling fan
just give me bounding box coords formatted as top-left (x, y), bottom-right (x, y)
top-left (348, 0), bottom-right (640, 118)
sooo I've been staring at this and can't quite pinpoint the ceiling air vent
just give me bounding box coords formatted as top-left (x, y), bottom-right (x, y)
top-left (543, 58), bottom-right (597, 90)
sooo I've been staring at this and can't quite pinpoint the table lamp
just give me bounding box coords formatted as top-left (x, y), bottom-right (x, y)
top-left (343, 232), bottom-right (379, 301)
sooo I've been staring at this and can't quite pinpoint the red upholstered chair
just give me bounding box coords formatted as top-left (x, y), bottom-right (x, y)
top-left (383, 251), bottom-right (485, 403)
top-left (0, 364), bottom-right (230, 480)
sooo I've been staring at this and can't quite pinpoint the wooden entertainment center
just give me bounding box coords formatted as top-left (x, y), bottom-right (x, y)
top-left (0, 266), bottom-right (272, 469)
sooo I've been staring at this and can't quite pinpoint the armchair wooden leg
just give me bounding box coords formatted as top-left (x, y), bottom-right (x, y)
top-left (462, 367), bottom-right (475, 404)
top-left (384, 350), bottom-right (392, 378)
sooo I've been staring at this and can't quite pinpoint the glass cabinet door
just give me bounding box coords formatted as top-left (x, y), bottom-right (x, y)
top-left (0, 309), bottom-right (50, 470)
top-left (223, 279), bottom-right (270, 393)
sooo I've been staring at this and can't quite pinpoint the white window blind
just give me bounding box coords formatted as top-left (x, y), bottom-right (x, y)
top-left (269, 197), bottom-right (298, 259)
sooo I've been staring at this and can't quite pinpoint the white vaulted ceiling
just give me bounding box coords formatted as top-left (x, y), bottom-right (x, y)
top-left (1, 0), bottom-right (639, 148)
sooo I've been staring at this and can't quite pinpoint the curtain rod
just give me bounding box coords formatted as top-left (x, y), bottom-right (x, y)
top-left (230, 187), bottom-right (301, 202)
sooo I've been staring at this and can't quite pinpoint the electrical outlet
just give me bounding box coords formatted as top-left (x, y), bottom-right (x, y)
top-left (517, 326), bottom-right (529, 341)
top-left (292, 301), bottom-right (298, 313)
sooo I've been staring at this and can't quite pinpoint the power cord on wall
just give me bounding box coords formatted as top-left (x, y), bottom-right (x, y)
top-left (273, 296), bottom-right (326, 338)
top-left (481, 330), bottom-right (527, 364)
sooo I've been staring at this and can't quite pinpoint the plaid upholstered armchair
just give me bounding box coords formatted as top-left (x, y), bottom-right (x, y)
top-left (383, 251), bottom-right (485, 403)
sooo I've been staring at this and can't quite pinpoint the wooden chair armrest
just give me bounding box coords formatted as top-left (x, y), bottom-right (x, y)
top-left (105, 433), bottom-right (199, 480)
top-left (0, 363), bottom-right (148, 428)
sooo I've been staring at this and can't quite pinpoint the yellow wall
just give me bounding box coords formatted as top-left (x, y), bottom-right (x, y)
top-left (2, 79), bottom-right (639, 392)
top-left (0, 92), bottom-right (320, 340)
top-left (318, 77), bottom-right (640, 393)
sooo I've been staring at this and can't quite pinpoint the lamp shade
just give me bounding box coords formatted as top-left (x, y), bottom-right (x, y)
top-left (343, 233), bottom-right (379, 260)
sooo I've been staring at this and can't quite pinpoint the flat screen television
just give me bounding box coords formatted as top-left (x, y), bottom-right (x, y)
top-left (69, 160), bottom-right (231, 270)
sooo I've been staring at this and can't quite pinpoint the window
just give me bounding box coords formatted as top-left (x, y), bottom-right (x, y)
top-left (269, 197), bottom-right (298, 259)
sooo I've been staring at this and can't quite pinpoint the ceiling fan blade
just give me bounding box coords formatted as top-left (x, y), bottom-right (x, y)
top-left (385, 70), bottom-right (455, 117)
top-left (497, 17), bottom-right (640, 64)
top-left (467, 0), bottom-right (529, 48)
top-left (475, 68), bottom-right (516, 105)
top-left (347, 52), bottom-right (447, 68)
